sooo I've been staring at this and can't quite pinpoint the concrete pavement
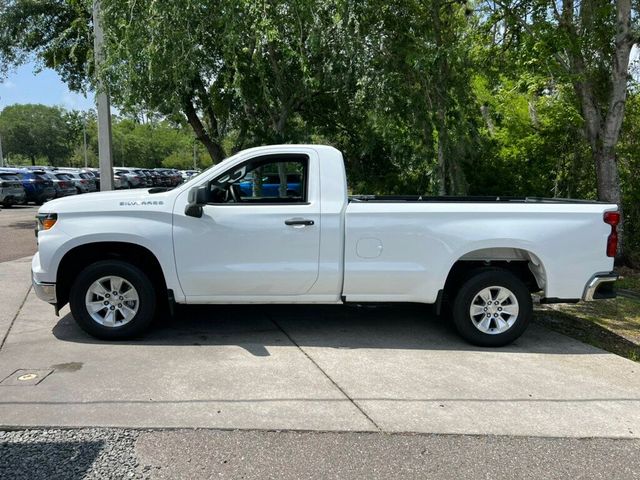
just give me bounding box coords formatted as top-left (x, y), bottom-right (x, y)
top-left (1, 256), bottom-right (639, 437)
top-left (0, 205), bottom-right (38, 262)
top-left (0, 256), bottom-right (32, 349)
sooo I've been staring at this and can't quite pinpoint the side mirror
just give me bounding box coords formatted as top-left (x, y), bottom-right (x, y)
top-left (185, 185), bottom-right (208, 218)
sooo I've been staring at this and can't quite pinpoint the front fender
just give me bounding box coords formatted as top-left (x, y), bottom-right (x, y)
top-left (35, 212), bottom-right (184, 302)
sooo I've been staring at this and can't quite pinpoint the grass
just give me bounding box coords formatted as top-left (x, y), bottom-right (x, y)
top-left (616, 266), bottom-right (640, 295)
top-left (536, 295), bottom-right (640, 362)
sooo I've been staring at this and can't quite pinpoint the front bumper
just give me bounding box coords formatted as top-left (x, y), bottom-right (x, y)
top-left (582, 272), bottom-right (618, 301)
top-left (32, 273), bottom-right (57, 304)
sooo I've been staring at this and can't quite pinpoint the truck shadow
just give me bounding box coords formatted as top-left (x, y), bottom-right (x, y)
top-left (52, 304), bottom-right (606, 356)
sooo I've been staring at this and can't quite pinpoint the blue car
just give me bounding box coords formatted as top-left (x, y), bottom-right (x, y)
top-left (4, 168), bottom-right (56, 205)
top-left (239, 173), bottom-right (302, 198)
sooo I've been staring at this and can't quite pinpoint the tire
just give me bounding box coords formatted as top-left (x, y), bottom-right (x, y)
top-left (69, 260), bottom-right (156, 340)
top-left (452, 268), bottom-right (532, 347)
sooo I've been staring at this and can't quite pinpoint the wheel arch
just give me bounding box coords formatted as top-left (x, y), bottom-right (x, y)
top-left (442, 247), bottom-right (547, 301)
top-left (56, 241), bottom-right (168, 310)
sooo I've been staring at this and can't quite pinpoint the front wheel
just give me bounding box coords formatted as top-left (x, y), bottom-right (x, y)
top-left (452, 269), bottom-right (532, 347)
top-left (69, 260), bottom-right (156, 339)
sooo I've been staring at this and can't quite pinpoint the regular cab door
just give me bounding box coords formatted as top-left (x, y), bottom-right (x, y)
top-left (173, 152), bottom-right (321, 299)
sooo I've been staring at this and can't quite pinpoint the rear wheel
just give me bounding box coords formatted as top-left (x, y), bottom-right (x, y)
top-left (452, 269), bottom-right (532, 347)
top-left (69, 260), bottom-right (156, 339)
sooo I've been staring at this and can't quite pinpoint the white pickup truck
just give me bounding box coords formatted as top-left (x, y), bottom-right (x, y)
top-left (32, 145), bottom-right (619, 346)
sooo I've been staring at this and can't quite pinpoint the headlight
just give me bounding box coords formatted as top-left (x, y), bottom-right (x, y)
top-left (35, 213), bottom-right (57, 237)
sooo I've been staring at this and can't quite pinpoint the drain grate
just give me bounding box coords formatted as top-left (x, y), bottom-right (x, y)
top-left (0, 369), bottom-right (54, 386)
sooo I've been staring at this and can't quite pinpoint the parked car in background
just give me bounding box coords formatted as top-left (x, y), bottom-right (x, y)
top-left (11, 168), bottom-right (55, 205)
top-left (47, 172), bottom-right (77, 198)
top-left (238, 172), bottom-right (303, 198)
top-left (143, 170), bottom-right (161, 186)
top-left (86, 168), bottom-right (127, 190)
top-left (155, 168), bottom-right (182, 187)
top-left (180, 170), bottom-right (201, 182)
top-left (57, 170), bottom-right (97, 194)
top-left (114, 168), bottom-right (145, 189)
top-left (0, 170), bottom-right (27, 207)
top-left (80, 169), bottom-right (99, 188)
top-left (86, 169), bottom-right (101, 190)
top-left (113, 172), bottom-right (129, 189)
top-left (23, 166), bottom-right (55, 172)
top-left (132, 169), bottom-right (153, 187)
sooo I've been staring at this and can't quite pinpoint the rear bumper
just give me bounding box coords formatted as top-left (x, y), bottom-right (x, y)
top-left (582, 272), bottom-right (618, 301)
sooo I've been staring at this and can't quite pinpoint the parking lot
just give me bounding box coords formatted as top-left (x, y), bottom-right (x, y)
top-left (1, 206), bottom-right (640, 477)
top-left (0, 205), bottom-right (38, 262)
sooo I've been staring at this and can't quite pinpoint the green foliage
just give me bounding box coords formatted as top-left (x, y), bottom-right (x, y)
top-left (469, 77), bottom-right (594, 198)
top-left (0, 104), bottom-right (73, 165)
top-left (0, 0), bottom-right (92, 91)
top-left (618, 91), bottom-right (640, 265)
top-left (0, 104), bottom-right (200, 170)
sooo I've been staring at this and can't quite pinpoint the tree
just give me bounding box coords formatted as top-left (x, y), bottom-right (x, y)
top-left (0, 104), bottom-right (72, 165)
top-left (100, 0), bottom-right (231, 163)
top-left (484, 0), bottom-right (640, 256)
top-left (0, 0), bottom-right (92, 91)
top-left (221, 1), bottom-right (356, 145)
top-left (356, 0), bottom-right (481, 195)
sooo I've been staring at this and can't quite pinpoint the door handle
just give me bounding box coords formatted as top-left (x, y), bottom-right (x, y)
top-left (285, 218), bottom-right (315, 226)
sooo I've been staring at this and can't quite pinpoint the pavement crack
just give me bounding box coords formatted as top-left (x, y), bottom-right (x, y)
top-left (0, 286), bottom-right (31, 352)
top-left (268, 315), bottom-right (381, 431)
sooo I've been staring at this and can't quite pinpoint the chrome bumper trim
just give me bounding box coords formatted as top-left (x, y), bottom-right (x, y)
top-left (32, 275), bottom-right (57, 304)
top-left (582, 273), bottom-right (618, 301)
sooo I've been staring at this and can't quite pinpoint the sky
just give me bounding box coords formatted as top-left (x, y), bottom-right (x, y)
top-left (0, 46), bottom-right (639, 112)
top-left (0, 61), bottom-right (94, 112)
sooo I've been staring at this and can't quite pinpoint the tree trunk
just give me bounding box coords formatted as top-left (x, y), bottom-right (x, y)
top-left (562, 0), bottom-right (633, 259)
top-left (594, 144), bottom-right (625, 255)
top-left (436, 127), bottom-right (446, 196)
top-left (480, 104), bottom-right (495, 134)
top-left (183, 99), bottom-right (226, 164)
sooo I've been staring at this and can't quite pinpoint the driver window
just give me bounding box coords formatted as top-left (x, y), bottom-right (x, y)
top-left (209, 155), bottom-right (308, 204)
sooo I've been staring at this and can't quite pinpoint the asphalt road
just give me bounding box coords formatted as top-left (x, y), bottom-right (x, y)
top-left (2, 428), bottom-right (639, 479)
top-left (0, 205), bottom-right (38, 263)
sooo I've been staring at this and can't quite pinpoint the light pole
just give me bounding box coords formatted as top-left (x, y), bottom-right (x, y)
top-left (193, 141), bottom-right (197, 170)
top-left (83, 114), bottom-right (89, 168)
top-left (0, 134), bottom-right (4, 168)
top-left (93, 0), bottom-right (113, 190)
